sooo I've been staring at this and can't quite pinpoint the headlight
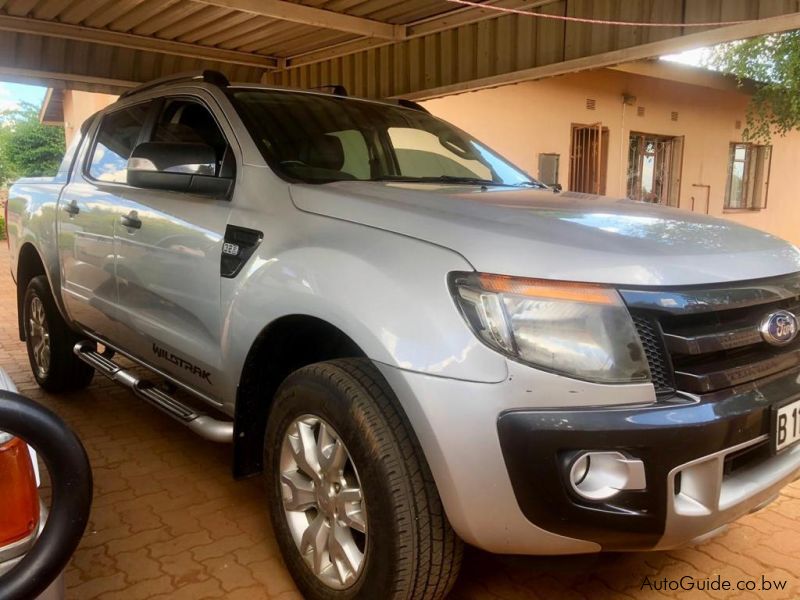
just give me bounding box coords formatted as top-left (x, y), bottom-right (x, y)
top-left (449, 272), bottom-right (651, 384)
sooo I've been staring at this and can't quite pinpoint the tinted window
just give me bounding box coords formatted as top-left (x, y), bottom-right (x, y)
top-left (328, 129), bottom-right (370, 179)
top-left (153, 99), bottom-right (228, 168)
top-left (388, 127), bottom-right (491, 179)
top-left (88, 104), bottom-right (149, 182)
top-left (232, 90), bottom-right (536, 187)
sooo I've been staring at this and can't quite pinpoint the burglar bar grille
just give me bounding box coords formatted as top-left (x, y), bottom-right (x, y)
top-left (569, 123), bottom-right (607, 194)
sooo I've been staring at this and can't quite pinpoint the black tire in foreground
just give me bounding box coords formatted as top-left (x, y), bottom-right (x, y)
top-left (0, 389), bottom-right (93, 600)
top-left (264, 358), bottom-right (463, 600)
top-left (23, 275), bottom-right (94, 393)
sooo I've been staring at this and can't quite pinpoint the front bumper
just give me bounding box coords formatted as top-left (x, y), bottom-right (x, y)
top-left (378, 361), bottom-right (800, 554)
top-left (498, 366), bottom-right (800, 550)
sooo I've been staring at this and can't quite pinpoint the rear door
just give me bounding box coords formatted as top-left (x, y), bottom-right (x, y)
top-left (113, 93), bottom-right (235, 400)
top-left (57, 101), bottom-right (151, 338)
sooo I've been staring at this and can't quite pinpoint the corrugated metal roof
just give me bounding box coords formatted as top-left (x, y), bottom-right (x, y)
top-left (0, 0), bottom-right (798, 98)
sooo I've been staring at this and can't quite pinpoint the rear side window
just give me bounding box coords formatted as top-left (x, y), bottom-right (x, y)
top-left (88, 103), bottom-right (149, 183)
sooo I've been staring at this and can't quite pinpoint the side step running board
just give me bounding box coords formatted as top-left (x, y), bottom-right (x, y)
top-left (74, 341), bottom-right (233, 443)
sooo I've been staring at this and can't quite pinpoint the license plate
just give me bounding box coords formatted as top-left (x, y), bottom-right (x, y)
top-left (774, 398), bottom-right (800, 453)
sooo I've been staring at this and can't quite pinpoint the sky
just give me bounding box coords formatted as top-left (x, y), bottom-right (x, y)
top-left (0, 82), bottom-right (47, 112)
top-left (660, 47), bottom-right (712, 67)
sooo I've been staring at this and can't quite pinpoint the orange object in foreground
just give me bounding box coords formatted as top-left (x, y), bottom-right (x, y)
top-left (0, 436), bottom-right (40, 547)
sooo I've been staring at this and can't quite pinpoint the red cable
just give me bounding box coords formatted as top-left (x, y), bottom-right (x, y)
top-left (446, 0), bottom-right (752, 28)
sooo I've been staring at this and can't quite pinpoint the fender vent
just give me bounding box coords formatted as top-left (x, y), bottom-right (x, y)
top-left (221, 225), bottom-right (263, 278)
top-left (585, 98), bottom-right (596, 110)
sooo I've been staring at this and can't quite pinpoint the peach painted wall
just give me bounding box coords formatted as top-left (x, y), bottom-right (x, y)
top-left (62, 90), bottom-right (117, 147)
top-left (423, 69), bottom-right (800, 245)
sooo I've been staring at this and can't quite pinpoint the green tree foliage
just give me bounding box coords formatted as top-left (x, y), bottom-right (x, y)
top-left (707, 30), bottom-right (800, 142)
top-left (0, 101), bottom-right (65, 186)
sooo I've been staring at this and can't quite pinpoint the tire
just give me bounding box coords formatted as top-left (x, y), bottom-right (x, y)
top-left (23, 275), bottom-right (94, 393)
top-left (264, 358), bottom-right (463, 600)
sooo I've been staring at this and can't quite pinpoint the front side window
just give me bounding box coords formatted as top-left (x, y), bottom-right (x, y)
top-left (88, 103), bottom-right (150, 183)
top-left (231, 89), bottom-right (537, 187)
top-left (152, 99), bottom-right (229, 174)
top-left (725, 142), bottom-right (772, 210)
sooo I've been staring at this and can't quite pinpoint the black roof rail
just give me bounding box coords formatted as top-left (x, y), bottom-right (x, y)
top-left (393, 99), bottom-right (430, 114)
top-left (308, 84), bottom-right (348, 97)
top-left (120, 70), bottom-right (230, 99)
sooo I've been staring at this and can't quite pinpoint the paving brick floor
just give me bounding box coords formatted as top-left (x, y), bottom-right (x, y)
top-left (1, 244), bottom-right (799, 599)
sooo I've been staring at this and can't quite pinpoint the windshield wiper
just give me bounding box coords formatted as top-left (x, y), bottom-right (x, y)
top-left (514, 180), bottom-right (549, 189)
top-left (373, 175), bottom-right (538, 187)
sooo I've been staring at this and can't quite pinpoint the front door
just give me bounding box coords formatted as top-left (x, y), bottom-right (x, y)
top-left (57, 101), bottom-right (151, 338)
top-left (113, 95), bottom-right (234, 400)
top-left (569, 123), bottom-right (609, 194)
top-left (627, 133), bottom-right (684, 206)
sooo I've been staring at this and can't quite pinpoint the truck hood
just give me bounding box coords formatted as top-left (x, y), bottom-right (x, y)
top-left (290, 182), bottom-right (800, 286)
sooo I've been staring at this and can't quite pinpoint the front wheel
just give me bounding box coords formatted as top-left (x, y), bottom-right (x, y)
top-left (23, 276), bottom-right (94, 393)
top-left (264, 359), bottom-right (463, 600)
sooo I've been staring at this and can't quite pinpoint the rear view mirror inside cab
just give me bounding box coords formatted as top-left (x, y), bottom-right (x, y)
top-left (438, 133), bottom-right (478, 161)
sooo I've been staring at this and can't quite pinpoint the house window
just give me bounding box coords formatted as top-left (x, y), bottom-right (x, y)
top-left (725, 143), bottom-right (772, 210)
top-left (627, 132), bottom-right (683, 206)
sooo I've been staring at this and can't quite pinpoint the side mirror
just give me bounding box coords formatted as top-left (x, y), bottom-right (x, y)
top-left (127, 142), bottom-right (232, 196)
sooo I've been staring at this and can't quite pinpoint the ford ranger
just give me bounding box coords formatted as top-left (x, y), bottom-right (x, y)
top-left (6, 70), bottom-right (800, 600)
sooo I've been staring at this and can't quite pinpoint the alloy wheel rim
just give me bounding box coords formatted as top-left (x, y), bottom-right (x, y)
top-left (279, 414), bottom-right (367, 590)
top-left (28, 296), bottom-right (50, 379)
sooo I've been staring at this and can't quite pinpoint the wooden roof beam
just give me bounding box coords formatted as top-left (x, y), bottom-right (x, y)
top-left (193, 0), bottom-right (405, 40)
top-left (0, 65), bottom-right (137, 95)
top-left (0, 15), bottom-right (278, 69)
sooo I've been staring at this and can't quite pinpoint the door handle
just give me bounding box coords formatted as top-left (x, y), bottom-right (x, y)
top-left (119, 211), bottom-right (142, 230)
top-left (63, 201), bottom-right (79, 216)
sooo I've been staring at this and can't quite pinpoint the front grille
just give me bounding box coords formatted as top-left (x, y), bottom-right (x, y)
top-left (623, 273), bottom-right (800, 396)
top-left (631, 315), bottom-right (674, 394)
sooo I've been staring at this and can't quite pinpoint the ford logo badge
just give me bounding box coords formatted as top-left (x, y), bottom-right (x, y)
top-left (760, 310), bottom-right (799, 346)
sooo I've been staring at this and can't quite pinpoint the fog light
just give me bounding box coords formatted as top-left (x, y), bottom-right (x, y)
top-left (568, 451), bottom-right (646, 501)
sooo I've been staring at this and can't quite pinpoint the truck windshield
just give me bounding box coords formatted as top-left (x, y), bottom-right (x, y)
top-left (231, 89), bottom-right (540, 187)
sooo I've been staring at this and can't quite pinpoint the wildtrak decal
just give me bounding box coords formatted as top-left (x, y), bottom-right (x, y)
top-left (152, 343), bottom-right (212, 384)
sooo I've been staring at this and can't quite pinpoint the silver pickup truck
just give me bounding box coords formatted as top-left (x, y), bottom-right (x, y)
top-left (7, 70), bottom-right (800, 600)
